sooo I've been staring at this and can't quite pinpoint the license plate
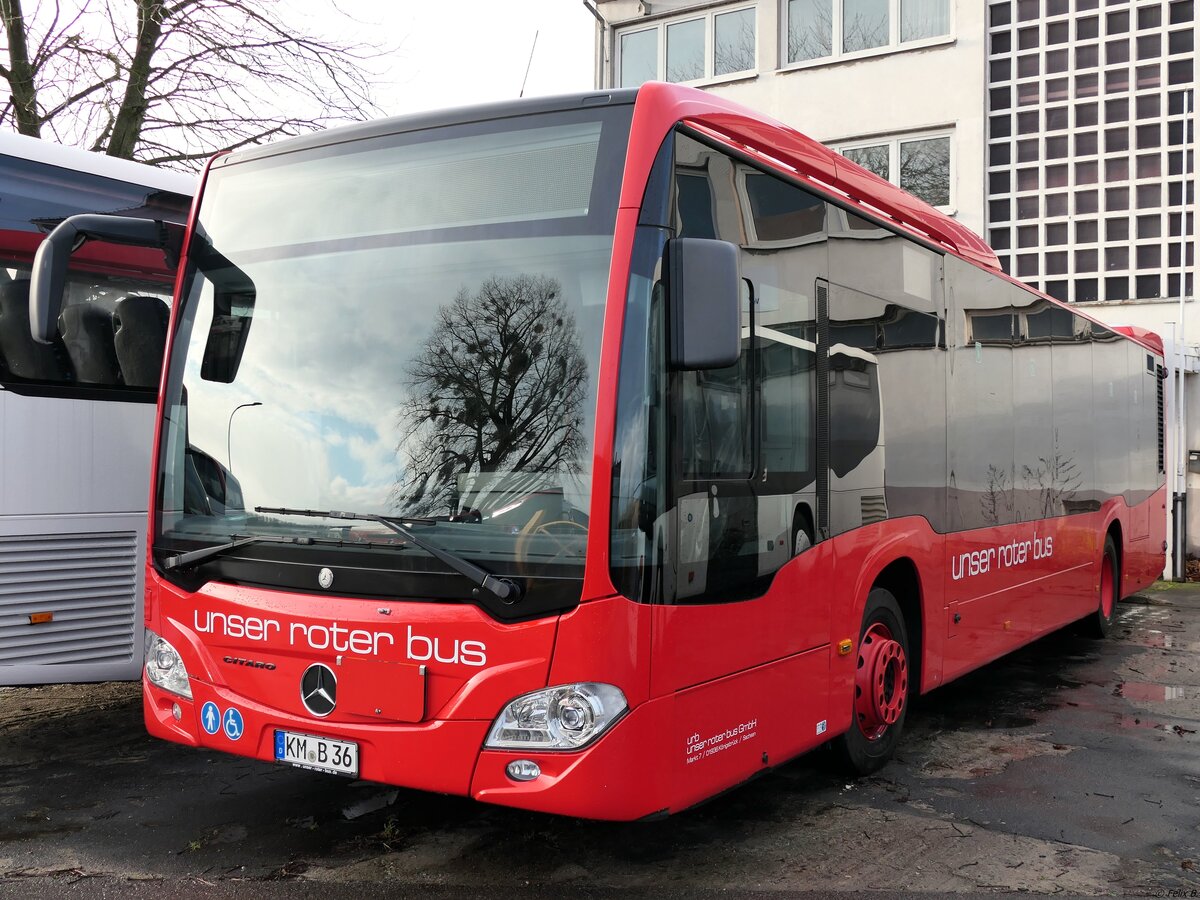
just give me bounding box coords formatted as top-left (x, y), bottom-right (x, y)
top-left (274, 729), bottom-right (359, 777)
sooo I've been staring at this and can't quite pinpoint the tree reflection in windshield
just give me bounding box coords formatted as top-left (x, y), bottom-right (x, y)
top-left (393, 273), bottom-right (588, 518)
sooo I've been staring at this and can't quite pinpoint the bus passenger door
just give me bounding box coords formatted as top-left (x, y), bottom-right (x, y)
top-left (651, 132), bottom-right (837, 668)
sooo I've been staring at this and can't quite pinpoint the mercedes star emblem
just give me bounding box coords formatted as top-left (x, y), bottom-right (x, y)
top-left (318, 567), bottom-right (334, 590)
top-left (300, 663), bottom-right (337, 717)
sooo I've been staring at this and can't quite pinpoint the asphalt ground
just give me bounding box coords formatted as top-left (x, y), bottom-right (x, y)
top-left (1, 584), bottom-right (1199, 897)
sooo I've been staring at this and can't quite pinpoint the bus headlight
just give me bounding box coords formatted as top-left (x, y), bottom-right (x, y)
top-left (485, 683), bottom-right (628, 751)
top-left (144, 630), bottom-right (192, 699)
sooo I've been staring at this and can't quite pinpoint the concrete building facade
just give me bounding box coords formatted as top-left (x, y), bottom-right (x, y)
top-left (590, 0), bottom-right (989, 236)
top-left (588, 0), bottom-right (1199, 570)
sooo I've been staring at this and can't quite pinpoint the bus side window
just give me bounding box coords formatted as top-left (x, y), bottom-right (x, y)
top-left (758, 338), bottom-right (814, 479)
top-left (676, 172), bottom-right (718, 240)
top-left (829, 355), bottom-right (881, 478)
top-left (0, 263), bottom-right (174, 392)
top-left (0, 278), bottom-right (71, 382)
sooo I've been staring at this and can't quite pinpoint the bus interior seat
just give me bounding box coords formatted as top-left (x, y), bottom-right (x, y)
top-left (58, 303), bottom-right (121, 385)
top-left (113, 295), bottom-right (170, 387)
top-left (0, 280), bottom-right (72, 381)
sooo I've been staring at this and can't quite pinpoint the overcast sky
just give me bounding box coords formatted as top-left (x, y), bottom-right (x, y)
top-left (331, 0), bottom-right (598, 117)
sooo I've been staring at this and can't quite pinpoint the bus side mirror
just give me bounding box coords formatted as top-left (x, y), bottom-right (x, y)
top-left (30, 214), bottom-right (179, 344)
top-left (667, 237), bottom-right (740, 370)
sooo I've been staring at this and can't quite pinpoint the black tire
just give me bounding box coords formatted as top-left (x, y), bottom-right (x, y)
top-left (832, 587), bottom-right (911, 776)
top-left (1082, 534), bottom-right (1120, 638)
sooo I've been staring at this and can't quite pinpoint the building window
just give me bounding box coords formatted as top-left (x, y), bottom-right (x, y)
top-left (617, 5), bottom-right (756, 88)
top-left (667, 19), bottom-right (706, 81)
top-left (785, 0), bottom-right (950, 67)
top-left (620, 29), bottom-right (657, 87)
top-left (844, 0), bottom-right (889, 52)
top-left (788, 0), bottom-right (832, 61)
top-left (837, 132), bottom-right (952, 209)
top-left (714, 8), bottom-right (757, 74)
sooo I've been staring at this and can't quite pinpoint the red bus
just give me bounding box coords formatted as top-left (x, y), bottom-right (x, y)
top-left (31, 83), bottom-right (1166, 820)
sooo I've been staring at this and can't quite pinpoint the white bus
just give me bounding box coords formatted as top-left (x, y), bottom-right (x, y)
top-left (0, 132), bottom-right (193, 684)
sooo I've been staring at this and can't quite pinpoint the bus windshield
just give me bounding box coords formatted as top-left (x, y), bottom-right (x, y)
top-left (154, 104), bottom-right (631, 606)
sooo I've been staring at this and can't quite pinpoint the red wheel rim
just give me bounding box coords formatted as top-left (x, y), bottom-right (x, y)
top-left (1100, 554), bottom-right (1115, 619)
top-left (854, 622), bottom-right (908, 741)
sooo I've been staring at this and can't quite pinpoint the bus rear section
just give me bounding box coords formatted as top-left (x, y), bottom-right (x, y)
top-left (0, 134), bottom-right (192, 685)
top-left (69, 82), bottom-right (1163, 819)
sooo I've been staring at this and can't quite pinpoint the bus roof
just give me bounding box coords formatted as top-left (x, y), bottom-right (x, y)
top-left (212, 89), bottom-right (641, 169)
top-left (621, 82), bottom-right (1001, 273)
top-left (0, 131), bottom-right (195, 196)
top-left (199, 86), bottom-right (1164, 359)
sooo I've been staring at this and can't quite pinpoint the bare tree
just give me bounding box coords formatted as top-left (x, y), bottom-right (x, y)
top-left (0, 0), bottom-right (386, 167)
top-left (841, 137), bottom-right (950, 208)
top-left (787, 0), bottom-right (948, 63)
top-left (393, 274), bottom-right (589, 516)
top-left (982, 462), bottom-right (1014, 526)
top-left (843, 144), bottom-right (889, 179)
top-left (898, 137), bottom-right (951, 207)
top-left (1021, 431), bottom-right (1082, 518)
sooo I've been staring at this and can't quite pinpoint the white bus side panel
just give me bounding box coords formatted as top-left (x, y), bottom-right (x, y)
top-left (0, 389), bottom-right (153, 684)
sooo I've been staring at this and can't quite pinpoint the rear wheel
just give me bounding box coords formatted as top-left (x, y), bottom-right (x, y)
top-left (832, 587), bottom-right (911, 775)
top-left (1083, 535), bottom-right (1120, 638)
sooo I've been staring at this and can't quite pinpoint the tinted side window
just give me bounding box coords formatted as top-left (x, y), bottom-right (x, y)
top-left (0, 155), bottom-right (188, 237)
top-left (0, 262), bottom-right (175, 394)
top-left (0, 158), bottom-right (188, 396)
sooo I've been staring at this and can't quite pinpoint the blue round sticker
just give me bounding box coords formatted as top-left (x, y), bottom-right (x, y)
top-left (222, 706), bottom-right (244, 742)
top-left (200, 701), bottom-right (221, 736)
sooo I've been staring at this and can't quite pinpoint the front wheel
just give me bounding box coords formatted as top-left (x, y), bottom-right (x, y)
top-left (1082, 535), bottom-right (1120, 638)
top-left (832, 587), bottom-right (911, 776)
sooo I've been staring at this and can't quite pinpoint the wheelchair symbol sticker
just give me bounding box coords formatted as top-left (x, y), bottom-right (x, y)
top-left (223, 706), bottom-right (244, 741)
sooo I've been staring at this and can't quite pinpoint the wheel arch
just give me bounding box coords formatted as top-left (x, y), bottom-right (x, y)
top-left (840, 520), bottom-right (941, 697)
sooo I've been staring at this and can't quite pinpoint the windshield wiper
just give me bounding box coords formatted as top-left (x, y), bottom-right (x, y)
top-left (158, 534), bottom-right (315, 570)
top-left (255, 506), bottom-right (522, 604)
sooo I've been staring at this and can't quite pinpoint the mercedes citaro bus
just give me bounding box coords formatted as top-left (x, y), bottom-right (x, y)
top-left (30, 84), bottom-right (1165, 819)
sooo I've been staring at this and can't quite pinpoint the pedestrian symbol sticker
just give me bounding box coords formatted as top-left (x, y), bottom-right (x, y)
top-left (201, 701), bottom-right (221, 736)
top-left (223, 706), bottom-right (244, 742)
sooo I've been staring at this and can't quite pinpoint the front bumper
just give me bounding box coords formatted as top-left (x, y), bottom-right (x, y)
top-left (144, 676), bottom-right (669, 820)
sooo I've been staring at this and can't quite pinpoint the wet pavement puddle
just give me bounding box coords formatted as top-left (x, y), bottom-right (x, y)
top-left (1114, 681), bottom-right (1199, 702)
